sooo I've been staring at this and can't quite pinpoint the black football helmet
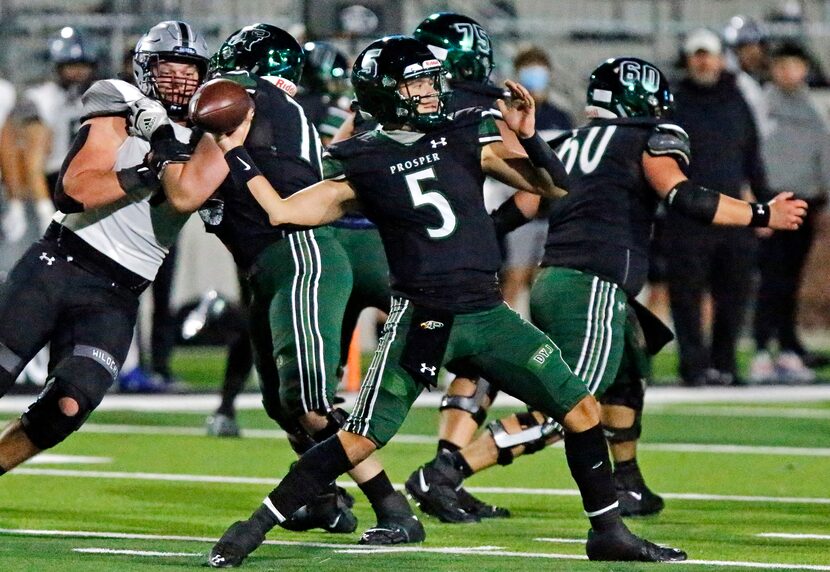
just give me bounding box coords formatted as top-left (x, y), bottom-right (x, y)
top-left (300, 41), bottom-right (350, 98)
top-left (133, 21), bottom-right (210, 119)
top-left (413, 12), bottom-right (494, 83)
top-left (586, 57), bottom-right (673, 118)
top-left (210, 23), bottom-right (304, 91)
top-left (352, 35), bottom-right (450, 130)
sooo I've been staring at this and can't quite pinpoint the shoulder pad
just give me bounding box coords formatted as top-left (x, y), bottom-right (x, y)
top-left (646, 123), bottom-right (690, 166)
top-left (81, 79), bottom-right (144, 120)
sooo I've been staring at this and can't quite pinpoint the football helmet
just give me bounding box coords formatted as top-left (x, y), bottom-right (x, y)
top-left (586, 57), bottom-right (673, 118)
top-left (48, 27), bottom-right (97, 66)
top-left (413, 12), bottom-right (494, 83)
top-left (300, 41), bottom-right (350, 98)
top-left (133, 20), bottom-right (210, 119)
top-left (210, 23), bottom-right (304, 89)
top-left (352, 35), bottom-right (450, 130)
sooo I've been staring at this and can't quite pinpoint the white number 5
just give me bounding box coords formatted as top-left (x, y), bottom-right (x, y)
top-left (405, 168), bottom-right (457, 239)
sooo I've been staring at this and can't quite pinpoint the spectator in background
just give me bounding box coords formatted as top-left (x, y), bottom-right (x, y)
top-left (750, 42), bottom-right (830, 383)
top-left (495, 45), bottom-right (573, 311)
top-left (666, 28), bottom-right (768, 386)
top-left (8, 28), bottom-right (97, 241)
top-left (723, 15), bottom-right (770, 135)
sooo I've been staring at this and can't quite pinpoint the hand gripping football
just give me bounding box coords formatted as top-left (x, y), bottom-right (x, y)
top-left (188, 79), bottom-right (254, 134)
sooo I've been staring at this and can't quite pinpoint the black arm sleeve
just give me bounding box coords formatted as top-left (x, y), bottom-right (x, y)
top-left (519, 132), bottom-right (570, 190)
top-left (53, 124), bottom-right (90, 213)
top-left (665, 179), bottom-right (720, 224)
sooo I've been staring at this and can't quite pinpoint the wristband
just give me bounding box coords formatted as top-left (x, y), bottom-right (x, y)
top-left (116, 164), bottom-right (162, 200)
top-left (518, 132), bottom-right (570, 189)
top-left (748, 202), bottom-right (771, 227)
top-left (225, 146), bottom-right (262, 187)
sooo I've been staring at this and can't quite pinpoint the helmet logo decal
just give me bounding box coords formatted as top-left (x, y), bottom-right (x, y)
top-left (227, 28), bottom-right (271, 52)
top-left (619, 61), bottom-right (660, 93)
top-left (451, 22), bottom-right (491, 55)
top-left (403, 59), bottom-right (441, 77)
top-left (360, 48), bottom-right (383, 77)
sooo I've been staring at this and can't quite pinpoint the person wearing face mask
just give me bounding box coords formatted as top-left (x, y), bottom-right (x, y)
top-left (498, 46), bottom-right (573, 313)
top-left (664, 28), bottom-right (769, 387)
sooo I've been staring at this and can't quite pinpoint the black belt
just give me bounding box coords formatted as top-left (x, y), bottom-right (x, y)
top-left (44, 222), bottom-right (151, 295)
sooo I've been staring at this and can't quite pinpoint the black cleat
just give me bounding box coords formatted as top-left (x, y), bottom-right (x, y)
top-left (586, 524), bottom-right (687, 562)
top-left (279, 486), bottom-right (357, 533)
top-left (614, 470), bottom-right (665, 517)
top-left (456, 486), bottom-right (510, 519)
top-left (405, 466), bottom-right (479, 524)
top-left (208, 520), bottom-right (265, 568)
top-left (359, 513), bottom-right (426, 545)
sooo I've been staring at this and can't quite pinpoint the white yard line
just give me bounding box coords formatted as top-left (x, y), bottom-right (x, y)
top-left (73, 548), bottom-right (201, 557)
top-left (2, 528), bottom-right (829, 570)
top-left (67, 423), bottom-right (830, 458)
top-left (8, 467), bottom-right (830, 506)
top-left (1, 385), bottom-right (829, 414)
top-left (758, 533), bottom-right (830, 540)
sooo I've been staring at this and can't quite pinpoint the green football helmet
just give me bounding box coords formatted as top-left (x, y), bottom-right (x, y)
top-left (586, 57), bottom-right (673, 118)
top-left (352, 35), bottom-right (451, 130)
top-left (209, 23), bottom-right (304, 86)
top-left (300, 41), bottom-right (350, 98)
top-left (413, 12), bottom-right (494, 83)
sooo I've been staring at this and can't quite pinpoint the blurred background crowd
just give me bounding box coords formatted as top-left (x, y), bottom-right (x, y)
top-left (1, 0), bottom-right (829, 401)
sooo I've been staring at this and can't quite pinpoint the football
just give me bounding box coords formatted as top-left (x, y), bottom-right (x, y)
top-left (188, 78), bottom-right (254, 134)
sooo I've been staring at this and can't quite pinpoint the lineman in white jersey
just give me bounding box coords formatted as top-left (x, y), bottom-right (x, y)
top-left (0, 21), bottom-right (227, 476)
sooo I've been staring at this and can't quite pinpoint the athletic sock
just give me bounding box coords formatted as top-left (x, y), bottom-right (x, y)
top-left (449, 450), bottom-right (475, 478)
top-left (253, 435), bottom-right (354, 532)
top-left (437, 439), bottom-right (460, 455)
top-left (359, 470), bottom-right (398, 515)
top-left (564, 424), bottom-right (621, 532)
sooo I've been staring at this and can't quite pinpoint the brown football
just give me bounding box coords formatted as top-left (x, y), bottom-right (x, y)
top-left (188, 78), bottom-right (253, 134)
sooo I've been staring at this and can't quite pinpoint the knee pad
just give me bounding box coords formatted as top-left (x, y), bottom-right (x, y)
top-left (288, 407), bottom-right (348, 455)
top-left (21, 351), bottom-right (115, 450)
top-left (602, 412), bottom-right (642, 444)
top-left (440, 379), bottom-right (497, 427)
top-left (487, 411), bottom-right (562, 466)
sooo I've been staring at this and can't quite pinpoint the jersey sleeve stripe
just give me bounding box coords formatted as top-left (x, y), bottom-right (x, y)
top-left (479, 135), bottom-right (503, 143)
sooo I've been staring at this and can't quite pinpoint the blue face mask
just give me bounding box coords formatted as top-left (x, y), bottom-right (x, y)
top-left (518, 65), bottom-right (550, 92)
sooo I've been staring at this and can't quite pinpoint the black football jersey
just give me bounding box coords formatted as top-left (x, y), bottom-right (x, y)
top-left (213, 74), bottom-right (323, 270)
top-left (543, 117), bottom-right (687, 297)
top-left (324, 108), bottom-right (504, 312)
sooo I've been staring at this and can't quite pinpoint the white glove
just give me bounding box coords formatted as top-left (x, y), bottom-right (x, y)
top-left (127, 97), bottom-right (170, 140)
top-left (1, 199), bottom-right (27, 243)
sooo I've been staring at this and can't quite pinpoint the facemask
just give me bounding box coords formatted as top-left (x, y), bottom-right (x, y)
top-left (518, 65), bottom-right (550, 92)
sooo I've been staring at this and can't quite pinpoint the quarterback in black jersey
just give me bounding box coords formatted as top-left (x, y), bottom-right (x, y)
top-left (407, 57), bottom-right (808, 521)
top-left (206, 37), bottom-right (686, 566)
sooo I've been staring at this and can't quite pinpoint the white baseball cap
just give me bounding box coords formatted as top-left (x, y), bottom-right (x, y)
top-left (683, 28), bottom-right (723, 55)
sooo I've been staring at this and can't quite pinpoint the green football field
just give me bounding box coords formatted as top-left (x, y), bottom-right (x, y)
top-left (1, 389), bottom-right (830, 571)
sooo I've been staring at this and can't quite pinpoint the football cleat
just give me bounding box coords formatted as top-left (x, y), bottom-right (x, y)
top-left (455, 486), bottom-right (510, 519)
top-left (405, 466), bottom-right (479, 524)
top-left (279, 486), bottom-right (357, 533)
top-left (616, 484), bottom-right (665, 517)
top-left (208, 519), bottom-right (265, 568)
top-left (359, 513), bottom-right (426, 545)
top-left (585, 524), bottom-right (687, 562)
top-left (206, 413), bottom-right (241, 438)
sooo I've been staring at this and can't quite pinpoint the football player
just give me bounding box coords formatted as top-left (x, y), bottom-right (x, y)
top-left (198, 24), bottom-right (423, 545)
top-left (406, 57), bottom-right (808, 521)
top-left (206, 36), bottom-right (687, 566)
top-left (0, 21), bottom-right (225, 476)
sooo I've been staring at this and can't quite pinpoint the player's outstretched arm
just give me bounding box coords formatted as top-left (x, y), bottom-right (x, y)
top-left (214, 112), bottom-right (357, 227)
top-left (159, 133), bottom-right (230, 213)
top-left (485, 80), bottom-right (569, 198)
top-left (58, 117), bottom-right (135, 210)
top-left (644, 153), bottom-right (807, 230)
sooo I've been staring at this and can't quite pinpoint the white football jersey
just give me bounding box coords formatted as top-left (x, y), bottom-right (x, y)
top-left (55, 79), bottom-right (193, 280)
top-left (20, 81), bottom-right (86, 174)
